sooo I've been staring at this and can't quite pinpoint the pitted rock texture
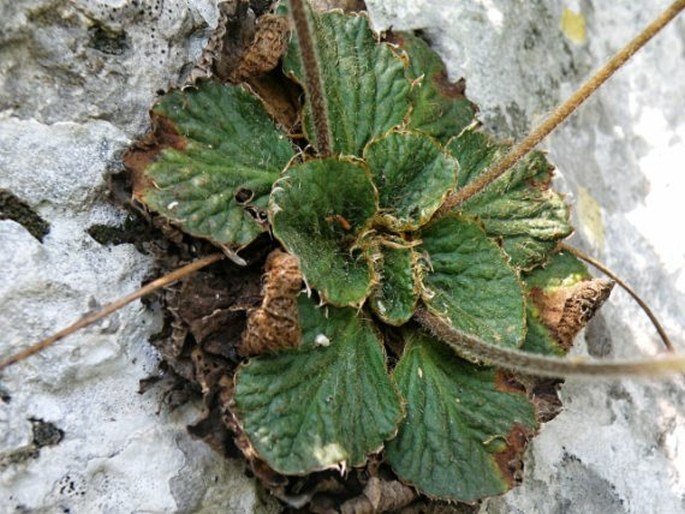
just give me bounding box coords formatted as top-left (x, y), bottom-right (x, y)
top-left (0, 1), bottom-right (278, 512)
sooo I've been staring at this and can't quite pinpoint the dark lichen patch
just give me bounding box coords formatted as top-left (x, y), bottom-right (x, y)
top-left (0, 384), bottom-right (11, 403)
top-left (0, 189), bottom-right (50, 242)
top-left (0, 418), bottom-right (63, 470)
top-left (87, 25), bottom-right (129, 56)
top-left (30, 417), bottom-right (64, 448)
top-left (87, 215), bottom-right (158, 248)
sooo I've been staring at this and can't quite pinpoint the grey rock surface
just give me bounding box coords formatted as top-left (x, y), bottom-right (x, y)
top-left (0, 0), bottom-right (278, 512)
top-left (368, 1), bottom-right (685, 513)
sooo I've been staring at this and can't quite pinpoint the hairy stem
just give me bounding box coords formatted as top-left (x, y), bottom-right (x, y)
top-left (0, 253), bottom-right (225, 372)
top-left (436, 0), bottom-right (685, 216)
top-left (290, 0), bottom-right (331, 156)
top-left (561, 244), bottom-right (674, 352)
top-left (415, 306), bottom-right (685, 378)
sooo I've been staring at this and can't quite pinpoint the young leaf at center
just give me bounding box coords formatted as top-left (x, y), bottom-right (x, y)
top-left (270, 158), bottom-right (378, 307)
top-left (386, 331), bottom-right (537, 501)
top-left (368, 239), bottom-right (421, 326)
top-left (363, 130), bottom-right (458, 231)
top-left (233, 295), bottom-right (404, 475)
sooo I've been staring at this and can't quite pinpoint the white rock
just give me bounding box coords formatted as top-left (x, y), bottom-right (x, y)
top-left (0, 1), bottom-right (279, 512)
top-left (368, 1), bottom-right (685, 512)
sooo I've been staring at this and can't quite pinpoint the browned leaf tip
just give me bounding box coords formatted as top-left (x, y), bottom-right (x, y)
top-left (124, 114), bottom-right (186, 200)
top-left (492, 423), bottom-right (534, 489)
top-left (530, 278), bottom-right (614, 350)
top-left (239, 249), bottom-right (303, 357)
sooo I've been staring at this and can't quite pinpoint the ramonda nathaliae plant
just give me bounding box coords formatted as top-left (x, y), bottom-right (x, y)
top-left (2, 0), bottom-right (685, 509)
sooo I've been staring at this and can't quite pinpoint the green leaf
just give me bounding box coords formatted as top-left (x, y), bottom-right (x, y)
top-left (283, 9), bottom-right (410, 156)
top-left (363, 130), bottom-right (458, 231)
top-left (393, 32), bottom-right (476, 143)
top-left (448, 128), bottom-right (572, 270)
top-left (419, 215), bottom-right (525, 349)
top-left (369, 240), bottom-right (421, 326)
top-left (131, 82), bottom-right (294, 250)
top-left (234, 295), bottom-right (404, 475)
top-left (270, 158), bottom-right (378, 306)
top-left (386, 330), bottom-right (537, 501)
top-left (523, 250), bottom-right (590, 291)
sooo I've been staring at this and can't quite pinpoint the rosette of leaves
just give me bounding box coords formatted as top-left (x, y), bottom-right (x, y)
top-left (127, 3), bottom-right (587, 503)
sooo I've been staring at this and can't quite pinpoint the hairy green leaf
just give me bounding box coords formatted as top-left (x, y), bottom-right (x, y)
top-left (270, 158), bottom-right (378, 306)
top-left (386, 331), bottom-right (536, 501)
top-left (419, 215), bottom-right (526, 349)
top-left (369, 240), bottom-right (421, 326)
top-left (393, 32), bottom-right (476, 143)
top-left (364, 130), bottom-right (458, 231)
top-left (234, 296), bottom-right (404, 474)
top-left (283, 9), bottom-right (410, 156)
top-left (131, 82), bottom-right (294, 250)
top-left (448, 128), bottom-right (572, 269)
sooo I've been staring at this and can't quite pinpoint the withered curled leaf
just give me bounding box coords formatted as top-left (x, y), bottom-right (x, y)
top-left (530, 278), bottom-right (614, 350)
top-left (240, 249), bottom-right (303, 356)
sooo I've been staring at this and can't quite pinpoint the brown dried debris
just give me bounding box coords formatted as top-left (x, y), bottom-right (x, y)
top-left (339, 477), bottom-right (417, 514)
top-left (240, 249), bottom-right (303, 357)
top-left (231, 14), bottom-right (291, 83)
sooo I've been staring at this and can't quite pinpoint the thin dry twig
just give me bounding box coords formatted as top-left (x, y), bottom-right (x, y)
top-left (0, 253), bottom-right (225, 371)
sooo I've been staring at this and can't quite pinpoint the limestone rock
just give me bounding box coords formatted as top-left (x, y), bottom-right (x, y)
top-left (0, 1), bottom-right (278, 512)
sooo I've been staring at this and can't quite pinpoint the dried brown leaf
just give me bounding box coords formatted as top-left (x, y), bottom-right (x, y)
top-left (531, 278), bottom-right (614, 350)
top-left (240, 250), bottom-right (303, 356)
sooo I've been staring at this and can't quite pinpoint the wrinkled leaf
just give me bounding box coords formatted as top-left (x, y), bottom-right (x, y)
top-left (234, 295), bottom-right (404, 474)
top-left (393, 32), bottom-right (476, 143)
top-left (369, 240), bottom-right (421, 326)
top-left (448, 128), bottom-right (572, 270)
top-left (283, 9), bottom-right (410, 156)
top-left (129, 82), bottom-right (294, 250)
top-left (270, 158), bottom-right (378, 306)
top-left (419, 215), bottom-right (525, 349)
top-left (386, 330), bottom-right (536, 501)
top-left (364, 130), bottom-right (458, 231)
